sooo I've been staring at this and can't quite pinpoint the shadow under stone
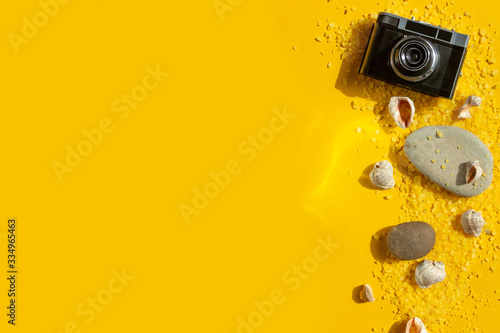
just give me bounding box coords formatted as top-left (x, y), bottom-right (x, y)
top-left (370, 226), bottom-right (393, 263)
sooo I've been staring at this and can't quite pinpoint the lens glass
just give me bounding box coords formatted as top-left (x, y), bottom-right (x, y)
top-left (408, 49), bottom-right (421, 63)
top-left (390, 36), bottom-right (439, 82)
top-left (400, 43), bottom-right (428, 70)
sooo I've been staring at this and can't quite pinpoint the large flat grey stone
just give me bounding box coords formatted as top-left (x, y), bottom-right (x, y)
top-left (404, 126), bottom-right (493, 197)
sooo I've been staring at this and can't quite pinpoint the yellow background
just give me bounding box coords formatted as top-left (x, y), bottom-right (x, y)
top-left (1, 0), bottom-right (499, 332)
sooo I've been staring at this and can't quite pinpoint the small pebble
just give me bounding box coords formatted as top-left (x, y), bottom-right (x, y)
top-left (387, 222), bottom-right (436, 260)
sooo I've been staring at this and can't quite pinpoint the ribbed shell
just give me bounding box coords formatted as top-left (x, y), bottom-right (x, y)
top-left (461, 209), bottom-right (485, 237)
top-left (458, 95), bottom-right (482, 119)
top-left (369, 160), bottom-right (395, 190)
top-left (415, 260), bottom-right (446, 289)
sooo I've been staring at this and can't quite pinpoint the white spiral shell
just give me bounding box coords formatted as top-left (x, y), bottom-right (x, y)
top-left (369, 160), bottom-right (395, 190)
top-left (415, 260), bottom-right (446, 289)
top-left (458, 95), bottom-right (482, 119)
top-left (461, 209), bottom-right (485, 237)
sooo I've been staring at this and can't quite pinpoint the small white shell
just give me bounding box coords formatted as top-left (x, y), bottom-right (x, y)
top-left (415, 260), bottom-right (446, 289)
top-left (405, 317), bottom-right (428, 333)
top-left (369, 160), bottom-right (395, 190)
top-left (388, 96), bottom-right (415, 129)
top-left (458, 95), bottom-right (481, 119)
top-left (461, 209), bottom-right (486, 237)
top-left (360, 284), bottom-right (375, 302)
top-left (465, 160), bottom-right (482, 184)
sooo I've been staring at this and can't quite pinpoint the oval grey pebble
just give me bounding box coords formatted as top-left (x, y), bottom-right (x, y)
top-left (404, 125), bottom-right (493, 197)
top-left (386, 222), bottom-right (436, 260)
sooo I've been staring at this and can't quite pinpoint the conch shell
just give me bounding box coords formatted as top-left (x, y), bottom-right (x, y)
top-left (369, 160), bottom-right (395, 190)
top-left (405, 317), bottom-right (428, 333)
top-left (415, 260), bottom-right (446, 289)
top-left (461, 209), bottom-right (486, 237)
top-left (360, 284), bottom-right (375, 302)
top-left (388, 96), bottom-right (415, 129)
top-left (458, 95), bottom-right (481, 119)
top-left (465, 160), bottom-right (482, 184)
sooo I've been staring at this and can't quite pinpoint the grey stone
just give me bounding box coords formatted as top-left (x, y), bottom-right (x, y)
top-left (386, 222), bottom-right (436, 260)
top-left (404, 125), bottom-right (493, 197)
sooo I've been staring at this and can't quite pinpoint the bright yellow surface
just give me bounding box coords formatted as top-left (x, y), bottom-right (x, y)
top-left (1, 0), bottom-right (499, 332)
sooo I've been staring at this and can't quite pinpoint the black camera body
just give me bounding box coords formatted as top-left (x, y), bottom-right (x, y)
top-left (359, 12), bottom-right (469, 99)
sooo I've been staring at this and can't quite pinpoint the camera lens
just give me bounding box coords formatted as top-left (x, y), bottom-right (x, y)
top-left (390, 36), bottom-right (439, 82)
top-left (401, 44), bottom-right (427, 69)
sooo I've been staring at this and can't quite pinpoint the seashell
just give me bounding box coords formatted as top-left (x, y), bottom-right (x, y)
top-left (360, 284), bottom-right (375, 302)
top-left (405, 317), bottom-right (428, 333)
top-left (388, 96), bottom-right (415, 129)
top-left (458, 95), bottom-right (481, 119)
top-left (369, 160), bottom-right (395, 190)
top-left (415, 260), bottom-right (446, 289)
top-left (465, 160), bottom-right (482, 184)
top-left (461, 209), bottom-right (486, 237)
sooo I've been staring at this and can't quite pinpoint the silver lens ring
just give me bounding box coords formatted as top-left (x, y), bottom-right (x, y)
top-left (390, 35), bottom-right (439, 82)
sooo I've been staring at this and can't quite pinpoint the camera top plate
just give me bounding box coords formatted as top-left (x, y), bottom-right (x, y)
top-left (377, 12), bottom-right (469, 47)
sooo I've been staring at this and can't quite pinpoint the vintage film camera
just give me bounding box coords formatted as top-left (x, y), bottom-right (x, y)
top-left (359, 12), bottom-right (469, 99)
